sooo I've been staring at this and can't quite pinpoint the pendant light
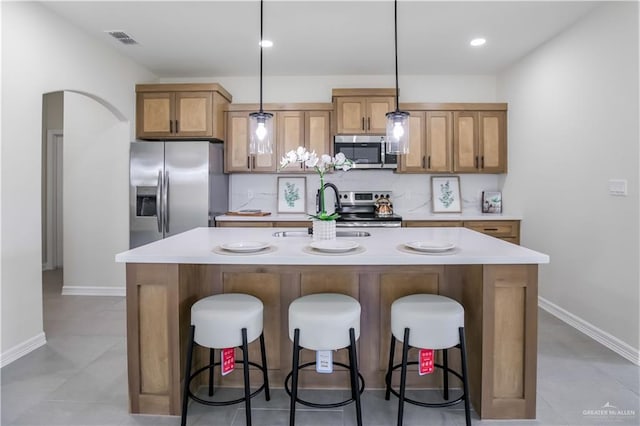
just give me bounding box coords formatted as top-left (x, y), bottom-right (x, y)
top-left (249, 0), bottom-right (273, 154)
top-left (385, 0), bottom-right (410, 154)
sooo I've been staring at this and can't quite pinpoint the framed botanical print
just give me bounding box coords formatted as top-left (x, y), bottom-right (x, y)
top-left (431, 176), bottom-right (461, 213)
top-left (277, 176), bottom-right (306, 213)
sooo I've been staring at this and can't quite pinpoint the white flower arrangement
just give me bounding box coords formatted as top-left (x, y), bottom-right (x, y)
top-left (279, 147), bottom-right (353, 220)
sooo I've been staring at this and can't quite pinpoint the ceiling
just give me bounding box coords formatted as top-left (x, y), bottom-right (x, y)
top-left (40, 1), bottom-right (602, 78)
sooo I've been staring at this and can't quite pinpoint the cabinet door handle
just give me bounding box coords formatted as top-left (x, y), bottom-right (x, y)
top-left (427, 156), bottom-right (431, 169)
top-left (475, 156), bottom-right (478, 168)
top-left (253, 156), bottom-right (256, 169)
top-left (247, 156), bottom-right (251, 170)
top-left (422, 156), bottom-right (426, 168)
top-left (175, 120), bottom-right (179, 133)
top-left (481, 156), bottom-right (484, 169)
top-left (484, 228), bottom-right (499, 231)
top-left (169, 120), bottom-right (174, 133)
top-left (367, 117), bottom-right (371, 130)
top-left (362, 117), bottom-right (365, 130)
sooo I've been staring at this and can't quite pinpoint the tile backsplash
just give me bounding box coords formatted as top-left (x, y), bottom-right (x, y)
top-left (229, 171), bottom-right (500, 215)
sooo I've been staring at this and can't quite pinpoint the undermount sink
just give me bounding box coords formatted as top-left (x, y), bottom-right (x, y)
top-left (272, 230), bottom-right (371, 238)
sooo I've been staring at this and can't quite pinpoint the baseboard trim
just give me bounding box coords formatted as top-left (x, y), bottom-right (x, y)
top-left (61, 286), bottom-right (126, 297)
top-left (539, 296), bottom-right (640, 365)
top-left (0, 332), bottom-right (47, 368)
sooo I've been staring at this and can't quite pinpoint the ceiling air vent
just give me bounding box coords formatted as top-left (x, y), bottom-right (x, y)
top-left (106, 31), bottom-right (138, 45)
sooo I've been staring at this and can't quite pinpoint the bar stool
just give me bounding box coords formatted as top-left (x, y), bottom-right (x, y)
top-left (285, 293), bottom-right (364, 426)
top-left (181, 293), bottom-right (270, 426)
top-left (384, 294), bottom-right (472, 426)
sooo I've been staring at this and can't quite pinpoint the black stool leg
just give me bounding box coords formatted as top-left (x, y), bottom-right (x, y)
top-left (289, 328), bottom-right (301, 426)
top-left (259, 332), bottom-right (271, 401)
top-left (181, 325), bottom-right (195, 426)
top-left (459, 327), bottom-right (472, 426)
top-left (397, 327), bottom-right (410, 426)
top-left (241, 328), bottom-right (252, 426)
top-left (208, 348), bottom-right (215, 396)
top-left (442, 348), bottom-right (449, 400)
top-left (348, 328), bottom-right (363, 426)
top-left (385, 334), bottom-right (396, 401)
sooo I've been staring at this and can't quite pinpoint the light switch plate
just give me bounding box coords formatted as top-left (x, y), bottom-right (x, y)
top-left (608, 179), bottom-right (628, 196)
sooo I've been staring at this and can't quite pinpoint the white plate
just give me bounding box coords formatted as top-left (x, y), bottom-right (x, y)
top-left (220, 241), bottom-right (270, 253)
top-left (404, 241), bottom-right (456, 253)
top-left (309, 239), bottom-right (360, 253)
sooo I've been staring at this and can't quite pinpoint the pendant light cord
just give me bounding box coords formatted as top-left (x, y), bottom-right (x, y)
top-left (394, 0), bottom-right (399, 112)
top-left (259, 0), bottom-right (264, 113)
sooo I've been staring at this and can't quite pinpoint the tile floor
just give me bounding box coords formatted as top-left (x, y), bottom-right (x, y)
top-left (1, 269), bottom-right (638, 425)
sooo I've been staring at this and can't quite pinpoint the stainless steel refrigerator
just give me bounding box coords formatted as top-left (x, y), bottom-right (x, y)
top-left (129, 141), bottom-right (228, 248)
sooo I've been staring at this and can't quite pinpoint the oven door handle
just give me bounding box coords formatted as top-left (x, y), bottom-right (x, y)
top-left (336, 221), bottom-right (402, 228)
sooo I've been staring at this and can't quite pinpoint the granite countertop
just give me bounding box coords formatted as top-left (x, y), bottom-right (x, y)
top-left (115, 226), bottom-right (548, 266)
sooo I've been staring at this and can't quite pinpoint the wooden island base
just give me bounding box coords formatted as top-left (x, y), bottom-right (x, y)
top-left (126, 263), bottom-right (538, 420)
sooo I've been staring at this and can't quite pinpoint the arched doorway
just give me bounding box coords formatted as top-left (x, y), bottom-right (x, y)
top-left (42, 90), bottom-right (130, 299)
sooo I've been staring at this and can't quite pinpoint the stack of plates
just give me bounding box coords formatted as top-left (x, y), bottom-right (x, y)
top-left (309, 239), bottom-right (360, 253)
top-left (404, 241), bottom-right (456, 253)
top-left (219, 241), bottom-right (270, 253)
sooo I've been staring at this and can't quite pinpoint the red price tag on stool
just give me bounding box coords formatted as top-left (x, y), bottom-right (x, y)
top-left (221, 348), bottom-right (235, 376)
top-left (419, 349), bottom-right (434, 375)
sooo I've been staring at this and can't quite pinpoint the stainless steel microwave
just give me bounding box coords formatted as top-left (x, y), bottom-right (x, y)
top-left (334, 135), bottom-right (397, 169)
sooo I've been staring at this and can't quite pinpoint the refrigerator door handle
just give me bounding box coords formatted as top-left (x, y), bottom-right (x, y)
top-left (163, 170), bottom-right (170, 233)
top-left (156, 170), bottom-right (163, 233)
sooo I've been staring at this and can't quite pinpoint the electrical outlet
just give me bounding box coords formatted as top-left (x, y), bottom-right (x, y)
top-left (608, 179), bottom-right (627, 196)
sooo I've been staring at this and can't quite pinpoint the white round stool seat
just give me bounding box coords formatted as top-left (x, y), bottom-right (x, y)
top-left (191, 293), bottom-right (263, 349)
top-left (289, 293), bottom-right (361, 350)
top-left (391, 294), bottom-right (464, 350)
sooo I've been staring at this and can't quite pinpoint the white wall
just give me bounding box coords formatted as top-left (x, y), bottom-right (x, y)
top-left (498, 2), bottom-right (639, 356)
top-left (62, 93), bottom-right (129, 295)
top-left (162, 74), bottom-right (497, 103)
top-left (0, 2), bottom-right (154, 362)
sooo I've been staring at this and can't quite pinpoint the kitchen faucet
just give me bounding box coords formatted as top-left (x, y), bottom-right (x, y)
top-left (316, 182), bottom-right (342, 214)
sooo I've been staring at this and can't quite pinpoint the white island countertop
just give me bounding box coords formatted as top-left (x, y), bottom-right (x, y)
top-left (115, 227), bottom-right (549, 266)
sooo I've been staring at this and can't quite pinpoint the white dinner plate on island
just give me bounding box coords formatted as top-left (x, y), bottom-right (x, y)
top-left (405, 241), bottom-right (455, 253)
top-left (220, 241), bottom-right (270, 253)
top-left (309, 239), bottom-right (359, 253)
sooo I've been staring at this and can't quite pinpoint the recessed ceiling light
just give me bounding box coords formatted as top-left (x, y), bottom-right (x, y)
top-left (470, 38), bottom-right (486, 47)
top-left (259, 40), bottom-right (273, 48)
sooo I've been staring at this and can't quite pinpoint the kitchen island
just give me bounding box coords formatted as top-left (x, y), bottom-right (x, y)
top-left (115, 227), bottom-right (549, 419)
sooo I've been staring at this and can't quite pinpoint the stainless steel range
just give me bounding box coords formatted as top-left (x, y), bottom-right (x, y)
top-left (335, 190), bottom-right (403, 228)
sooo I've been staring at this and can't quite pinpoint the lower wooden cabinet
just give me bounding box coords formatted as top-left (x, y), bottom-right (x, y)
top-left (464, 220), bottom-right (520, 245)
top-left (216, 220), bottom-right (310, 228)
top-left (403, 219), bottom-right (520, 244)
top-left (217, 219), bottom-right (520, 244)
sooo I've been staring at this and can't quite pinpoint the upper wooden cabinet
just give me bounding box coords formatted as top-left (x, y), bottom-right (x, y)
top-left (225, 104), bottom-right (332, 173)
top-left (453, 111), bottom-right (507, 173)
top-left (225, 111), bottom-right (277, 173)
top-left (136, 83), bottom-right (231, 140)
top-left (278, 110), bottom-right (331, 173)
top-left (333, 89), bottom-right (395, 134)
top-left (398, 111), bottom-right (453, 173)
